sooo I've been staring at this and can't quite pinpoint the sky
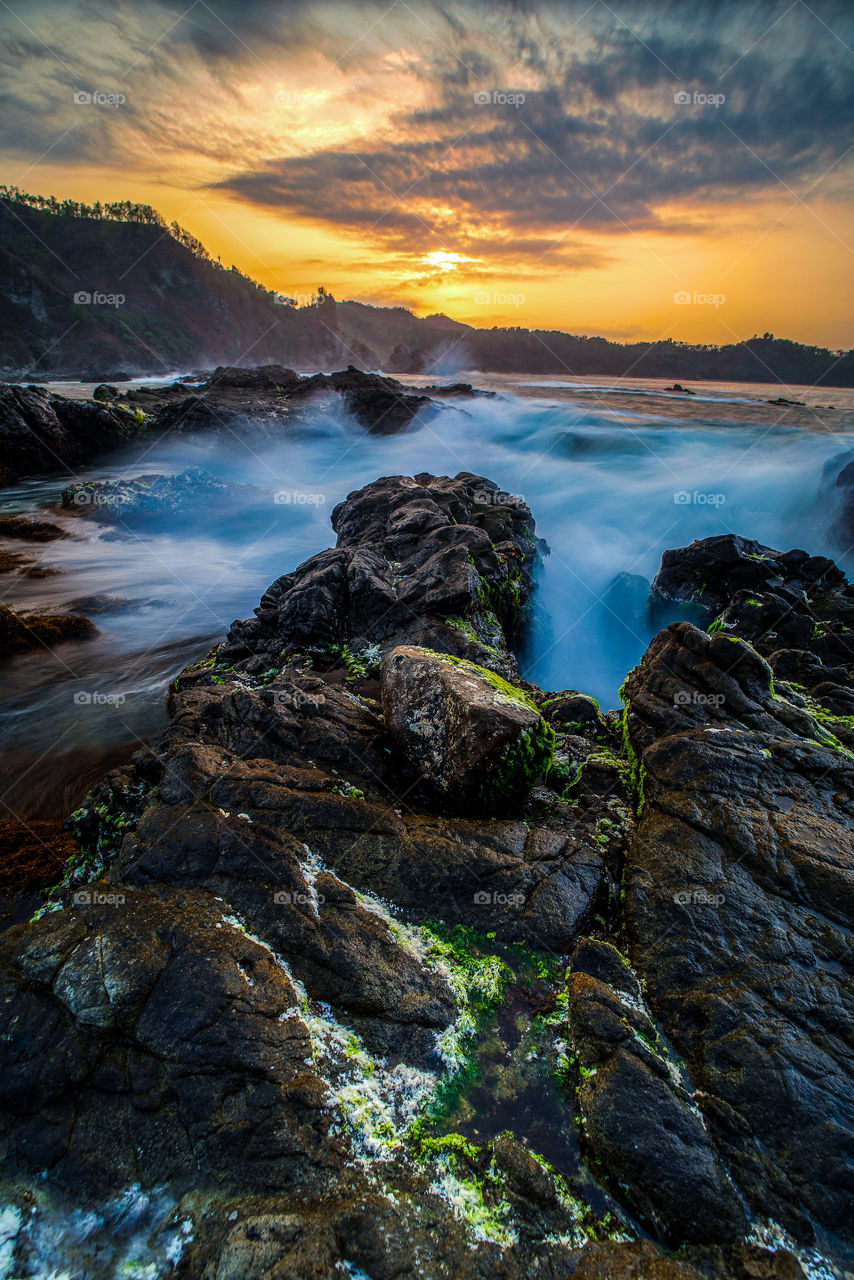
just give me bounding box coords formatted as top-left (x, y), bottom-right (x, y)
top-left (1, 0), bottom-right (853, 347)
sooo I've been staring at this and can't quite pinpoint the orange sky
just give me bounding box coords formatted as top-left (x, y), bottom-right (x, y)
top-left (3, 0), bottom-right (853, 348)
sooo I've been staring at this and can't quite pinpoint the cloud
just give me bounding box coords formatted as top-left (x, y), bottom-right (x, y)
top-left (2, 0), bottom-right (853, 271)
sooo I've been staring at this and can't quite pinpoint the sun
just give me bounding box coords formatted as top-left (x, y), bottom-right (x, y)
top-left (420, 250), bottom-right (473, 273)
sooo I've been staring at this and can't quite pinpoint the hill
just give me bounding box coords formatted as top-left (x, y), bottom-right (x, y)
top-left (2, 189), bottom-right (853, 387)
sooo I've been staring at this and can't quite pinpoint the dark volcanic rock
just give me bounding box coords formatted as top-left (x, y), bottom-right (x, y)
top-left (622, 617), bottom-right (854, 1249)
top-left (138, 365), bottom-right (448, 439)
top-left (1, 495), bottom-right (830, 1279)
top-left (381, 644), bottom-right (553, 813)
top-left (220, 472), bottom-right (541, 670)
top-left (0, 885), bottom-right (341, 1195)
top-left (568, 938), bottom-right (747, 1245)
top-left (0, 382), bottom-right (135, 485)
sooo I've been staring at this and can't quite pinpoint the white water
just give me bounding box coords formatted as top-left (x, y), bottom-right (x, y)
top-left (2, 377), bottom-right (854, 815)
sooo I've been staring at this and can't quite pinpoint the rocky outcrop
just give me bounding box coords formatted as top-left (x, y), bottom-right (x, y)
top-left (60, 466), bottom-right (264, 527)
top-left (625, 537), bottom-right (854, 1254)
top-left (132, 365), bottom-right (452, 438)
top-left (0, 382), bottom-right (136, 485)
top-left (0, 493), bottom-right (833, 1279)
top-left (568, 939), bottom-right (747, 1245)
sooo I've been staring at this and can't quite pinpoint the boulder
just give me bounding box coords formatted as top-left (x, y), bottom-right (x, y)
top-left (381, 645), bottom-right (554, 812)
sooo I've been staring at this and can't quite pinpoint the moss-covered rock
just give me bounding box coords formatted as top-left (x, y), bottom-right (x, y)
top-left (381, 645), bottom-right (554, 814)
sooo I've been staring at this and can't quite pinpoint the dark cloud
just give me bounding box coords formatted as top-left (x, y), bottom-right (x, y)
top-left (2, 0), bottom-right (853, 266)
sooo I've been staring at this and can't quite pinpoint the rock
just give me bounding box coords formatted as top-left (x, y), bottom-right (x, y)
top-left (91, 383), bottom-right (119, 401)
top-left (0, 382), bottom-right (134, 486)
top-left (220, 472), bottom-right (540, 674)
top-left (0, 515), bottom-right (67, 541)
top-left (0, 604), bottom-right (96, 656)
top-left (622, 618), bottom-right (854, 1248)
top-left (568, 939), bottom-right (747, 1245)
top-left (0, 886), bottom-right (341, 1196)
top-left (381, 645), bottom-right (554, 812)
top-left (60, 467), bottom-right (263, 527)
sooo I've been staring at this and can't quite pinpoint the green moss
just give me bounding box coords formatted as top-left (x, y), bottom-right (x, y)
top-left (707, 616), bottom-right (725, 635)
top-left (620, 705), bottom-right (646, 816)
top-left (477, 718), bottom-right (556, 813)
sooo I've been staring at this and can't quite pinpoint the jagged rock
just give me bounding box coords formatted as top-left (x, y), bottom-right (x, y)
top-left (0, 886), bottom-right (342, 1196)
top-left (568, 938), bottom-right (747, 1245)
top-left (60, 467), bottom-right (264, 527)
top-left (381, 645), bottom-right (554, 812)
top-left (91, 383), bottom-right (119, 401)
top-left (622, 618), bottom-right (854, 1249)
top-left (0, 382), bottom-right (134, 485)
top-left (0, 604), bottom-right (96, 656)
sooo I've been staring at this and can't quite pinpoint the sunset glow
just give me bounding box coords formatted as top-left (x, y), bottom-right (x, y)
top-left (1, 0), bottom-right (852, 346)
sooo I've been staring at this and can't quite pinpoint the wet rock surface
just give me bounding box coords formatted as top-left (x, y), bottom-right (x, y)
top-left (60, 466), bottom-right (265, 528)
top-left (126, 364), bottom-right (463, 438)
top-left (627, 532), bottom-right (854, 1257)
top-left (0, 603), bottom-right (97, 656)
top-left (0, 489), bottom-right (842, 1279)
top-left (0, 381), bottom-right (135, 485)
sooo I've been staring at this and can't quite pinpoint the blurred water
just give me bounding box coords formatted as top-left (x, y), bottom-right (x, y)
top-left (2, 377), bottom-right (854, 816)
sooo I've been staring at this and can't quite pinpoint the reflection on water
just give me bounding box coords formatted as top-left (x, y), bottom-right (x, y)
top-left (2, 376), bottom-right (854, 816)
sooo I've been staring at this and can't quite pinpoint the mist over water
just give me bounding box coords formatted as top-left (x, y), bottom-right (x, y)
top-left (3, 378), bottom-right (854, 815)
